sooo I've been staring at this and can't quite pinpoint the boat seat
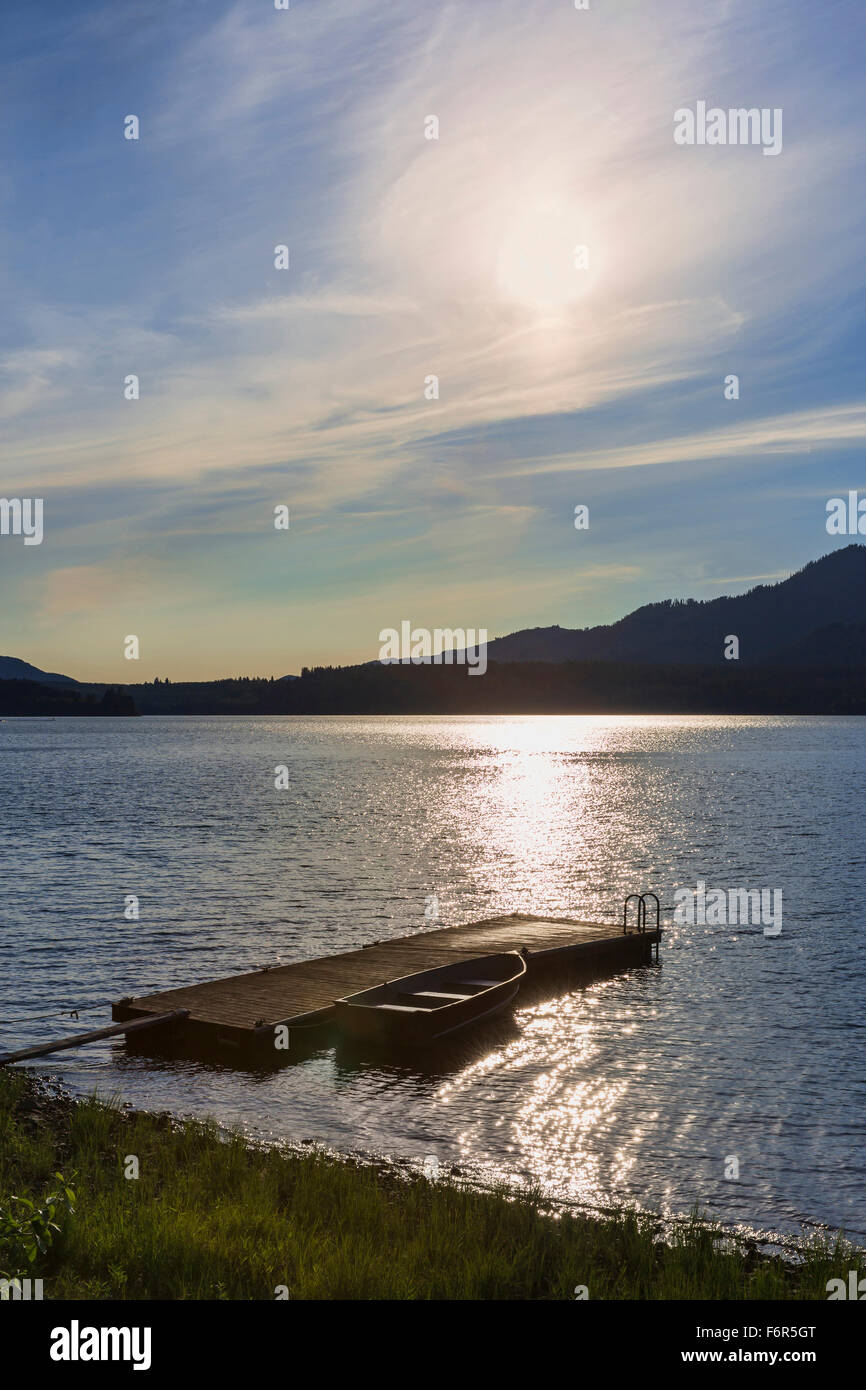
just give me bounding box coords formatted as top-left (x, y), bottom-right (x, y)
top-left (411, 990), bottom-right (471, 1002)
top-left (374, 1003), bottom-right (425, 1013)
top-left (459, 979), bottom-right (501, 988)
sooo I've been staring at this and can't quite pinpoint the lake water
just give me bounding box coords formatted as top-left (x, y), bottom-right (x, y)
top-left (1, 715), bottom-right (863, 1243)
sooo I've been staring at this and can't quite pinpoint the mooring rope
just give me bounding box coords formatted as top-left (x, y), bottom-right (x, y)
top-left (1, 1002), bottom-right (112, 1027)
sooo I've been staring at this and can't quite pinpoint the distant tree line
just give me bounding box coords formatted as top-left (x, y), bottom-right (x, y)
top-left (125, 659), bottom-right (866, 716)
top-left (6, 658), bottom-right (866, 718)
top-left (0, 681), bottom-right (136, 716)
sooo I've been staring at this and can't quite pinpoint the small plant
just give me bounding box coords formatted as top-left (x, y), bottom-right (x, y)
top-left (0, 1172), bottom-right (76, 1276)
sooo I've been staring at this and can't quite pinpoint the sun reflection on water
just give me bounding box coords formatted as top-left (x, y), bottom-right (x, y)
top-left (433, 983), bottom-right (644, 1209)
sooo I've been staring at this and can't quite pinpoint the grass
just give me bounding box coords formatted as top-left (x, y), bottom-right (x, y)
top-left (0, 1068), bottom-right (860, 1300)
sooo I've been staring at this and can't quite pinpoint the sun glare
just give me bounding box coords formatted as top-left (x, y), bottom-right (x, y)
top-left (496, 196), bottom-right (597, 311)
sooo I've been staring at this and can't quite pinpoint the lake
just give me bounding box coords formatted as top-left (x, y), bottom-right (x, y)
top-left (1, 714), bottom-right (863, 1243)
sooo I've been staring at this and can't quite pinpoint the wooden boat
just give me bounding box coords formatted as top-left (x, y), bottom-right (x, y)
top-left (334, 951), bottom-right (527, 1046)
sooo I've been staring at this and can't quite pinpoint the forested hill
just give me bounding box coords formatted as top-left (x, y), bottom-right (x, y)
top-left (477, 546), bottom-right (866, 666)
top-left (0, 681), bottom-right (136, 716)
top-left (124, 662), bottom-right (866, 716)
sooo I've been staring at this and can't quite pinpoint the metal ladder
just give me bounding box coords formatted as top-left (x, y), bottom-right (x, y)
top-left (622, 892), bottom-right (661, 961)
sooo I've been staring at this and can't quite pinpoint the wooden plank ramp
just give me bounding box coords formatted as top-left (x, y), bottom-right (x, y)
top-left (0, 1012), bottom-right (190, 1066)
top-left (112, 912), bottom-right (660, 1058)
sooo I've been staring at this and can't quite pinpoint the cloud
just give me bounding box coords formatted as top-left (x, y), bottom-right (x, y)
top-left (36, 555), bottom-right (195, 620)
top-left (39, 564), bottom-right (121, 618)
top-left (0, 348), bottom-right (80, 421)
top-left (484, 403), bottom-right (866, 480)
top-left (4, 3), bottom-right (860, 506)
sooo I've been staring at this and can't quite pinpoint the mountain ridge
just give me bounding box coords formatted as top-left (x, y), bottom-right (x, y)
top-left (0, 655), bottom-right (79, 686)
top-left (474, 545), bottom-right (866, 667)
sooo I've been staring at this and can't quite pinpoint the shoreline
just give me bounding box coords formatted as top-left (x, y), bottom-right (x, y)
top-left (1, 1069), bottom-right (860, 1301)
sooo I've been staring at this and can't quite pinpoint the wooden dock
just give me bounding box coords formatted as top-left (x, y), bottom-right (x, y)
top-left (111, 910), bottom-right (661, 1060)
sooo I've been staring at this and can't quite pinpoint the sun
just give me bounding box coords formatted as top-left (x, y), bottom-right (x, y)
top-left (495, 195), bottom-right (596, 311)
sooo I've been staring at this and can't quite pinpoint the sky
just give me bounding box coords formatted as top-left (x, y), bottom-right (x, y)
top-left (0, 0), bottom-right (865, 681)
